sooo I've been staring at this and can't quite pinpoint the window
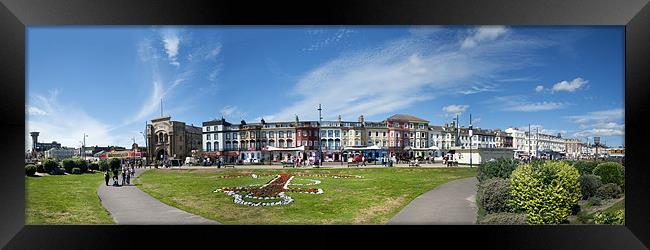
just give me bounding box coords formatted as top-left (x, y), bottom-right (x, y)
top-left (279, 131), bottom-right (285, 138)
top-left (214, 126), bottom-right (217, 131)
top-left (287, 131), bottom-right (293, 138)
top-left (269, 131), bottom-right (274, 137)
top-left (335, 130), bottom-right (340, 137)
top-left (206, 142), bottom-right (212, 151)
top-left (343, 131), bottom-right (347, 136)
top-left (368, 132), bottom-right (372, 136)
top-left (226, 133), bottom-right (230, 140)
top-left (233, 133), bottom-right (238, 139)
top-left (383, 132), bottom-right (386, 137)
top-left (206, 134), bottom-right (211, 140)
top-left (321, 130), bottom-right (327, 137)
top-left (206, 126), bottom-right (211, 132)
top-left (328, 130), bottom-right (333, 137)
top-left (308, 141), bottom-right (312, 146)
top-left (356, 131), bottom-right (360, 136)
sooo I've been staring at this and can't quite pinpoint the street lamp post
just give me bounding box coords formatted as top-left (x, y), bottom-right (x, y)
top-left (469, 114), bottom-right (473, 168)
top-left (82, 133), bottom-right (88, 161)
top-left (317, 104), bottom-right (323, 168)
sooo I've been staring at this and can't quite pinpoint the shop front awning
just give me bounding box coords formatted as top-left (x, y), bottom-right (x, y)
top-left (405, 146), bottom-right (440, 151)
top-left (264, 146), bottom-right (305, 151)
top-left (342, 145), bottom-right (383, 151)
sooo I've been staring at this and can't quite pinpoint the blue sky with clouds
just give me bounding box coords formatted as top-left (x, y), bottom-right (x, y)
top-left (26, 26), bottom-right (624, 150)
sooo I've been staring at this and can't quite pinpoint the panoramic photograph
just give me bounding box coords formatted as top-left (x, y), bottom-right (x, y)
top-left (25, 26), bottom-right (625, 225)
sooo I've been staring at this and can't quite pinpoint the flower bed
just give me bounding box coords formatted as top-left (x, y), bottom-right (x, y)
top-left (215, 173), bottom-right (360, 206)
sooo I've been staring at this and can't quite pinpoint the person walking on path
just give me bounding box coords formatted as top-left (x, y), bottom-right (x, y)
top-left (126, 169), bottom-right (131, 185)
top-left (104, 170), bottom-right (110, 186)
top-left (131, 166), bottom-right (135, 178)
top-left (121, 168), bottom-right (127, 186)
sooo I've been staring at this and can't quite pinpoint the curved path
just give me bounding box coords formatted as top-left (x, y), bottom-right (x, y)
top-left (387, 177), bottom-right (478, 225)
top-left (97, 169), bottom-right (219, 225)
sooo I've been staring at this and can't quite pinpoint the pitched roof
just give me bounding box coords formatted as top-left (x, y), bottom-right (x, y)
top-left (385, 114), bottom-right (429, 122)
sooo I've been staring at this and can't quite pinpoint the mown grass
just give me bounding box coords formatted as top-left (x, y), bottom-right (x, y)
top-left (26, 173), bottom-right (114, 224)
top-left (136, 167), bottom-right (477, 224)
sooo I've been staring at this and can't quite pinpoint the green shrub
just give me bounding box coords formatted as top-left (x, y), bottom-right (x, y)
top-left (478, 212), bottom-right (526, 225)
top-left (89, 162), bottom-right (100, 171)
top-left (577, 211), bottom-right (593, 224)
top-left (478, 158), bottom-right (518, 182)
top-left (478, 177), bottom-right (511, 214)
top-left (593, 162), bottom-right (624, 188)
top-left (36, 164), bottom-right (45, 173)
top-left (50, 167), bottom-right (66, 175)
top-left (570, 203), bottom-right (581, 215)
top-left (593, 210), bottom-right (624, 225)
top-left (98, 160), bottom-right (109, 171)
top-left (25, 164), bottom-right (37, 176)
top-left (579, 174), bottom-right (603, 199)
top-left (61, 158), bottom-right (76, 173)
top-left (109, 158), bottom-right (121, 171)
top-left (596, 183), bottom-right (622, 199)
top-left (71, 168), bottom-right (81, 174)
top-left (74, 158), bottom-right (88, 173)
top-left (572, 161), bottom-right (599, 175)
top-left (43, 159), bottom-right (59, 173)
top-left (509, 161), bottom-right (581, 224)
top-left (588, 196), bottom-right (603, 206)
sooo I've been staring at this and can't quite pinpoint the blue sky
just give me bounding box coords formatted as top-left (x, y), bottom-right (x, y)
top-left (26, 26), bottom-right (625, 150)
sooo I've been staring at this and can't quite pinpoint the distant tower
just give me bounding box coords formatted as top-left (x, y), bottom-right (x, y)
top-left (337, 115), bottom-right (342, 123)
top-left (30, 132), bottom-right (40, 151)
top-left (358, 115), bottom-right (365, 124)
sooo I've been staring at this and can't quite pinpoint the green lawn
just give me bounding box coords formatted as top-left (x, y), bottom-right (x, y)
top-left (136, 167), bottom-right (477, 224)
top-left (26, 173), bottom-right (114, 224)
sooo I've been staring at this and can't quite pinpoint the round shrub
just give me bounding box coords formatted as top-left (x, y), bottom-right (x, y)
top-left (43, 159), bottom-right (59, 173)
top-left (74, 158), bottom-right (88, 173)
top-left (478, 177), bottom-right (511, 214)
top-left (593, 210), bottom-right (624, 225)
top-left (593, 162), bottom-right (624, 187)
top-left (579, 174), bottom-right (603, 199)
top-left (477, 158), bottom-right (518, 182)
top-left (109, 158), bottom-right (121, 171)
top-left (98, 160), bottom-right (109, 172)
top-left (71, 168), bottom-right (81, 174)
top-left (509, 161), bottom-right (581, 224)
top-left (36, 164), bottom-right (45, 173)
top-left (478, 212), bottom-right (526, 225)
top-left (61, 158), bottom-right (76, 173)
top-left (596, 183), bottom-right (622, 199)
top-left (89, 162), bottom-right (100, 171)
top-left (572, 161), bottom-right (598, 175)
top-left (50, 167), bottom-right (66, 175)
top-left (25, 164), bottom-right (37, 176)
top-left (588, 196), bottom-right (603, 206)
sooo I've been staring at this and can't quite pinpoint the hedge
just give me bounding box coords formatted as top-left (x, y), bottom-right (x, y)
top-left (61, 158), bottom-right (76, 173)
top-left (109, 158), bottom-right (121, 171)
top-left (478, 212), bottom-right (526, 225)
top-left (579, 174), bottom-right (603, 200)
top-left (99, 160), bottom-right (109, 172)
top-left (572, 161), bottom-right (599, 175)
top-left (25, 164), bottom-right (37, 176)
top-left (50, 167), bottom-right (66, 175)
top-left (36, 164), bottom-right (46, 173)
top-left (89, 163), bottom-right (100, 171)
top-left (74, 158), bottom-right (89, 173)
top-left (593, 210), bottom-right (624, 225)
top-left (478, 177), bottom-right (511, 214)
top-left (43, 159), bottom-right (59, 173)
top-left (593, 162), bottom-right (624, 188)
top-left (71, 168), bottom-right (81, 174)
top-left (595, 183), bottom-right (622, 199)
top-left (509, 161), bottom-right (581, 224)
top-left (477, 158), bottom-right (518, 182)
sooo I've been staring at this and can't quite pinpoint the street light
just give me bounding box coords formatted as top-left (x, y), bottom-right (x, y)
top-left (82, 133), bottom-right (88, 161)
top-left (317, 104), bottom-right (323, 168)
top-left (469, 114), bottom-right (473, 168)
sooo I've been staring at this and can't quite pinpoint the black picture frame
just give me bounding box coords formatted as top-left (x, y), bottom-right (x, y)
top-left (1, 0), bottom-right (649, 249)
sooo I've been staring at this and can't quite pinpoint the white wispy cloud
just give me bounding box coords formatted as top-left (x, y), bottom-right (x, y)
top-left (567, 108), bottom-right (624, 138)
top-left (443, 104), bottom-right (469, 115)
top-left (551, 77), bottom-right (588, 92)
top-left (461, 26), bottom-right (509, 49)
top-left (161, 29), bottom-right (181, 67)
top-left (492, 95), bottom-right (568, 112)
top-left (516, 124), bottom-right (567, 136)
top-left (220, 105), bottom-right (248, 121)
top-left (26, 89), bottom-right (118, 150)
top-left (535, 85), bottom-right (544, 92)
top-left (26, 105), bottom-right (48, 115)
top-left (265, 27), bottom-right (544, 122)
top-left (303, 28), bottom-right (355, 52)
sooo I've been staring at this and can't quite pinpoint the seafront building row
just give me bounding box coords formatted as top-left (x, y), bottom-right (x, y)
top-left (144, 113), bottom-right (608, 164)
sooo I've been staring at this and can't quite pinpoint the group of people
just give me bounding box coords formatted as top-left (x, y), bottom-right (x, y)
top-left (104, 163), bottom-right (136, 187)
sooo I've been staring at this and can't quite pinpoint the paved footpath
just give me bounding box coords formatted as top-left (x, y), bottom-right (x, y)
top-left (97, 169), bottom-right (219, 225)
top-left (387, 177), bottom-right (478, 225)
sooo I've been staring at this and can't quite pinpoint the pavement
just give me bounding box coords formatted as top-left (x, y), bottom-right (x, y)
top-left (97, 168), bottom-right (220, 225)
top-left (157, 162), bottom-right (473, 170)
top-left (387, 177), bottom-right (479, 225)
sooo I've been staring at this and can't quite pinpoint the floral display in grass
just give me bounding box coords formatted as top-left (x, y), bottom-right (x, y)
top-left (215, 173), bottom-right (360, 206)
